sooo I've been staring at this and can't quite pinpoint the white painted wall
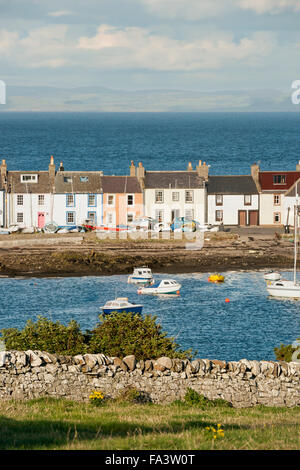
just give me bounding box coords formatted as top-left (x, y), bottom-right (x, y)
top-left (207, 194), bottom-right (259, 225)
top-left (144, 188), bottom-right (206, 224)
top-left (52, 193), bottom-right (103, 227)
top-left (0, 191), bottom-right (4, 226)
top-left (259, 193), bottom-right (285, 226)
top-left (7, 193), bottom-right (52, 228)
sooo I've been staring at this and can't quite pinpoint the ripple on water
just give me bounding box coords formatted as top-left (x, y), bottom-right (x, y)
top-left (0, 271), bottom-right (299, 361)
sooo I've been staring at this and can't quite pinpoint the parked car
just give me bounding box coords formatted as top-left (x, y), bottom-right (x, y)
top-left (153, 222), bottom-right (171, 232)
top-left (170, 218), bottom-right (219, 233)
top-left (129, 217), bottom-right (157, 231)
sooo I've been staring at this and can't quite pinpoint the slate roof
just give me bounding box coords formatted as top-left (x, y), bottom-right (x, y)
top-left (102, 176), bottom-right (142, 194)
top-left (6, 171), bottom-right (52, 194)
top-left (54, 171), bottom-right (103, 194)
top-left (207, 176), bottom-right (258, 195)
top-left (144, 171), bottom-right (205, 189)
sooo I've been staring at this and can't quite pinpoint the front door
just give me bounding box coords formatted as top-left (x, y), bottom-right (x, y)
top-left (38, 212), bottom-right (45, 228)
top-left (171, 209), bottom-right (180, 223)
top-left (238, 210), bottom-right (247, 226)
top-left (249, 210), bottom-right (259, 226)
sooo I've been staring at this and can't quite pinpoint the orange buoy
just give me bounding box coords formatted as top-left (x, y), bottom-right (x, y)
top-left (225, 298), bottom-right (230, 303)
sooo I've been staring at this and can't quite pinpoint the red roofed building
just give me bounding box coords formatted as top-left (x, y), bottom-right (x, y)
top-left (251, 162), bottom-right (300, 226)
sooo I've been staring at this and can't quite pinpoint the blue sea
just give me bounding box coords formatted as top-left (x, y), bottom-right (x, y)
top-left (0, 271), bottom-right (299, 362)
top-left (0, 112), bottom-right (299, 361)
top-left (0, 112), bottom-right (300, 174)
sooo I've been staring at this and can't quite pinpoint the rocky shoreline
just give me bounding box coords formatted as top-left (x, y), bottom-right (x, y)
top-left (0, 231), bottom-right (296, 277)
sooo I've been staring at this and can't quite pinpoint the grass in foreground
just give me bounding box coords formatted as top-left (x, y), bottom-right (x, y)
top-left (0, 398), bottom-right (299, 450)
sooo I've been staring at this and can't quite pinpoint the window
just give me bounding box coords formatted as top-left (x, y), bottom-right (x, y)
top-left (185, 190), bottom-right (194, 203)
top-left (64, 176), bottom-right (72, 183)
top-left (21, 174), bottom-right (37, 183)
top-left (80, 176), bottom-right (89, 182)
top-left (215, 210), bottom-right (223, 222)
top-left (215, 194), bottom-right (223, 206)
top-left (185, 209), bottom-right (194, 221)
top-left (66, 194), bottom-right (75, 207)
top-left (127, 213), bottom-right (134, 223)
top-left (172, 192), bottom-right (179, 202)
top-left (107, 194), bottom-right (115, 206)
top-left (66, 212), bottom-right (75, 225)
top-left (17, 195), bottom-right (23, 206)
top-left (87, 211), bottom-right (96, 225)
top-left (273, 175), bottom-right (286, 184)
top-left (155, 190), bottom-right (164, 203)
top-left (107, 213), bottom-right (114, 224)
top-left (17, 212), bottom-right (23, 223)
top-left (88, 194), bottom-right (96, 207)
top-left (274, 194), bottom-right (281, 206)
top-left (274, 212), bottom-right (281, 224)
top-left (244, 195), bottom-right (252, 205)
top-left (38, 195), bottom-right (45, 206)
top-left (127, 194), bottom-right (134, 206)
top-left (155, 209), bottom-right (164, 222)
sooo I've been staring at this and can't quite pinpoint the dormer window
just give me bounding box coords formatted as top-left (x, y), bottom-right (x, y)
top-left (80, 176), bottom-right (89, 182)
top-left (21, 174), bottom-right (38, 183)
top-left (273, 175), bottom-right (286, 184)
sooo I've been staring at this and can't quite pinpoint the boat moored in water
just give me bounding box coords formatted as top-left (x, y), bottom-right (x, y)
top-left (264, 270), bottom-right (281, 281)
top-left (128, 266), bottom-right (154, 285)
top-left (137, 279), bottom-right (181, 295)
top-left (101, 298), bottom-right (143, 314)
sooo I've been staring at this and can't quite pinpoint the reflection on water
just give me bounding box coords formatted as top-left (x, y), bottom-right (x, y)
top-left (0, 270), bottom-right (299, 361)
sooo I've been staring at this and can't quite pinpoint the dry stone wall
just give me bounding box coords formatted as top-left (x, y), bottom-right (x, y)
top-left (0, 351), bottom-right (299, 408)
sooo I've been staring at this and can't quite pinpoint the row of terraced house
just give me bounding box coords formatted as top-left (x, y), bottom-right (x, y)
top-left (0, 156), bottom-right (300, 230)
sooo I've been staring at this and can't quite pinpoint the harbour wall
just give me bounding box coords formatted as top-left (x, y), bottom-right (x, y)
top-left (0, 351), bottom-right (299, 408)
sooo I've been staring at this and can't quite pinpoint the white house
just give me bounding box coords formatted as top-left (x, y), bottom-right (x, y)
top-left (131, 161), bottom-right (208, 225)
top-left (207, 175), bottom-right (259, 226)
top-left (52, 165), bottom-right (103, 228)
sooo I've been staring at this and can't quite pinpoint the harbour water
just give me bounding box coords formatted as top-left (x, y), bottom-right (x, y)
top-left (0, 270), bottom-right (299, 362)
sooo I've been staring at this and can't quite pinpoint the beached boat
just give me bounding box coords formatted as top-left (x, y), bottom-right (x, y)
top-left (128, 266), bottom-right (154, 285)
top-left (100, 297), bottom-right (143, 315)
top-left (137, 279), bottom-right (181, 295)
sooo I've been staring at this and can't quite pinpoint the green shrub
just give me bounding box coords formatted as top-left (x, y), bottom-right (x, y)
top-left (88, 311), bottom-right (193, 360)
top-left (0, 312), bottom-right (193, 361)
top-left (183, 388), bottom-right (232, 408)
top-left (0, 316), bottom-right (87, 355)
top-left (274, 338), bottom-right (300, 362)
top-left (114, 386), bottom-right (151, 404)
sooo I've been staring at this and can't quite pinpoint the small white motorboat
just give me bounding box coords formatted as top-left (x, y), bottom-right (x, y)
top-left (128, 266), bottom-right (154, 285)
top-left (138, 279), bottom-right (181, 295)
top-left (101, 297), bottom-right (143, 315)
top-left (266, 280), bottom-right (300, 299)
top-left (264, 271), bottom-right (281, 281)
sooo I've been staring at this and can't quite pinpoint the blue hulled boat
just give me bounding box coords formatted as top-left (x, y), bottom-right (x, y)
top-left (101, 297), bottom-right (143, 315)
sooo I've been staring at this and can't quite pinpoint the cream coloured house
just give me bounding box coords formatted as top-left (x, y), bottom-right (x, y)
top-left (130, 161), bottom-right (208, 225)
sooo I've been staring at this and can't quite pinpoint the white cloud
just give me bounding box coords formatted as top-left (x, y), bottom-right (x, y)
top-left (237, 0), bottom-right (300, 14)
top-left (77, 25), bottom-right (275, 71)
top-left (48, 10), bottom-right (73, 18)
top-left (0, 30), bottom-right (19, 55)
top-left (140, 0), bottom-right (300, 18)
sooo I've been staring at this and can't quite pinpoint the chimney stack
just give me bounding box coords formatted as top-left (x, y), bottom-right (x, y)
top-left (187, 162), bottom-right (193, 172)
top-left (296, 160), bottom-right (300, 172)
top-left (136, 161), bottom-right (145, 180)
top-left (0, 159), bottom-right (7, 186)
top-left (49, 155), bottom-right (56, 185)
top-left (130, 161), bottom-right (136, 177)
top-left (251, 163), bottom-right (261, 191)
top-left (59, 161), bottom-right (64, 171)
top-left (196, 160), bottom-right (209, 181)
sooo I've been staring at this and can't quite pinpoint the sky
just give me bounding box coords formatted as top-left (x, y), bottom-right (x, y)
top-left (0, 0), bottom-right (300, 111)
